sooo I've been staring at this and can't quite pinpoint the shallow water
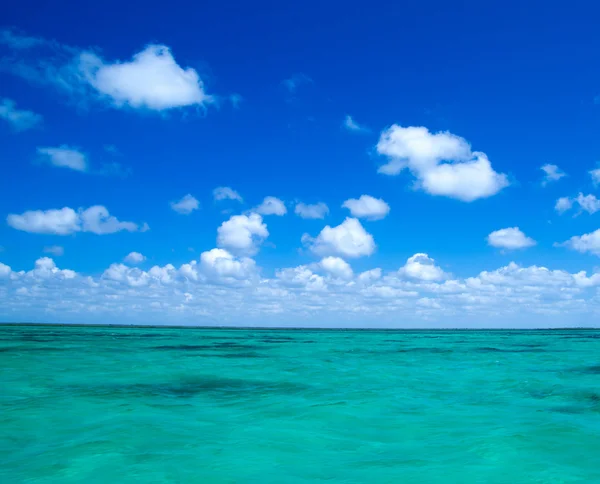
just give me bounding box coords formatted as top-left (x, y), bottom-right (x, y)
top-left (2, 325), bottom-right (600, 483)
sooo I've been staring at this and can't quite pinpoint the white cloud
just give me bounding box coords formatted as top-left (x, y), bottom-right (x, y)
top-left (80, 206), bottom-right (140, 235)
top-left (590, 168), bottom-right (600, 186)
top-left (304, 217), bottom-right (375, 258)
top-left (43, 246), bottom-right (64, 256)
top-left (37, 146), bottom-right (87, 172)
top-left (7, 207), bottom-right (80, 235)
top-left (1, 30), bottom-right (214, 113)
top-left (213, 186), bottom-right (243, 202)
top-left (255, 196), bottom-right (287, 216)
top-left (399, 253), bottom-right (447, 281)
top-left (170, 194), bottom-right (200, 214)
top-left (124, 252), bottom-right (146, 264)
top-left (0, 98), bottom-right (42, 131)
top-left (555, 193), bottom-right (600, 215)
top-left (3, 254), bottom-right (600, 327)
top-left (540, 164), bottom-right (566, 185)
top-left (294, 202), bottom-right (329, 219)
top-left (342, 195), bottom-right (390, 220)
top-left (376, 125), bottom-right (509, 201)
top-left (343, 115), bottom-right (368, 133)
top-left (558, 229), bottom-right (600, 256)
top-left (555, 197), bottom-right (573, 214)
top-left (319, 256), bottom-right (353, 279)
top-left (79, 45), bottom-right (213, 111)
top-left (217, 213), bottom-right (268, 255)
top-left (199, 248), bottom-right (256, 281)
top-left (575, 193), bottom-right (600, 214)
top-left (7, 206), bottom-right (145, 235)
top-left (487, 227), bottom-right (536, 250)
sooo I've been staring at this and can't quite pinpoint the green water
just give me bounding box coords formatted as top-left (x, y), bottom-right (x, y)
top-left (1, 325), bottom-right (600, 483)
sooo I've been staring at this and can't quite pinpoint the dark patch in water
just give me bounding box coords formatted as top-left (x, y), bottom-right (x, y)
top-left (476, 347), bottom-right (547, 353)
top-left (67, 376), bottom-right (307, 400)
top-left (154, 344), bottom-right (213, 351)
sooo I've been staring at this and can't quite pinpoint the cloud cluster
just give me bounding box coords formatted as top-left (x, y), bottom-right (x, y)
top-left (2, 253), bottom-right (600, 327)
top-left (377, 125), bottom-right (509, 201)
top-left (555, 193), bottom-right (600, 215)
top-left (7, 206), bottom-right (147, 235)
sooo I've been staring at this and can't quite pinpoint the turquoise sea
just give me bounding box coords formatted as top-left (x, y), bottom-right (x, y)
top-left (1, 325), bottom-right (600, 483)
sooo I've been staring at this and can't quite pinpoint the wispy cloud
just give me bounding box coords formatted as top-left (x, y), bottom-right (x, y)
top-left (282, 73), bottom-right (313, 93)
top-left (540, 163), bottom-right (566, 186)
top-left (0, 98), bottom-right (42, 131)
top-left (343, 115), bottom-right (369, 133)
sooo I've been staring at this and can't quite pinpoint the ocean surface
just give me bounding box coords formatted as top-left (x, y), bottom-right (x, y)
top-left (1, 325), bottom-right (600, 483)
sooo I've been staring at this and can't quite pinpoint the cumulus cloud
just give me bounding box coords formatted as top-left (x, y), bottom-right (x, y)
top-left (217, 213), bottom-right (269, 255)
top-left (540, 164), bottom-right (566, 185)
top-left (199, 248), bottom-right (256, 281)
top-left (124, 252), bottom-right (145, 264)
top-left (294, 202), bottom-right (329, 219)
top-left (255, 196), bottom-right (287, 216)
top-left (343, 115), bottom-right (369, 133)
top-left (303, 217), bottom-right (375, 258)
top-left (43, 245), bottom-right (64, 256)
top-left (170, 194), bottom-right (200, 214)
top-left (319, 256), bottom-right (353, 279)
top-left (213, 186), bottom-right (243, 202)
top-left (590, 168), bottom-right (600, 186)
top-left (7, 206), bottom-right (145, 235)
top-left (1, 30), bottom-right (214, 112)
top-left (0, 98), bottom-right (42, 131)
top-left (376, 125), bottom-right (509, 201)
top-left (342, 195), bottom-right (390, 220)
top-left (556, 193), bottom-right (600, 215)
top-left (3, 253), bottom-right (600, 327)
top-left (37, 146), bottom-right (87, 172)
top-left (79, 45), bottom-right (213, 111)
top-left (487, 227), bottom-right (536, 250)
top-left (558, 229), bottom-right (600, 256)
top-left (399, 253), bottom-right (447, 281)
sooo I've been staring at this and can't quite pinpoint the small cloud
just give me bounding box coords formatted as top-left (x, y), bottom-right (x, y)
top-left (282, 73), bottom-right (313, 93)
top-left (487, 227), bottom-right (536, 250)
top-left (124, 251), bottom-right (145, 264)
top-left (170, 194), bottom-right (200, 215)
top-left (213, 186), bottom-right (243, 202)
top-left (590, 168), bottom-right (600, 186)
top-left (103, 144), bottom-right (121, 155)
top-left (343, 115), bottom-right (369, 133)
top-left (540, 164), bottom-right (566, 185)
top-left (96, 162), bottom-right (131, 178)
top-left (255, 197), bottom-right (287, 216)
top-left (230, 94), bottom-right (243, 109)
top-left (0, 98), bottom-right (42, 131)
top-left (342, 195), bottom-right (390, 221)
top-left (43, 245), bottom-right (64, 256)
top-left (294, 202), bottom-right (329, 219)
top-left (37, 146), bottom-right (87, 172)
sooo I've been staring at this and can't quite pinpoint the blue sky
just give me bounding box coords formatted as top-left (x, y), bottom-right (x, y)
top-left (1, 0), bottom-right (600, 327)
